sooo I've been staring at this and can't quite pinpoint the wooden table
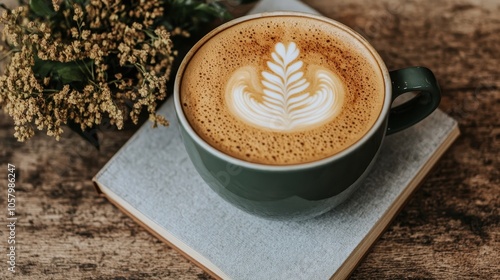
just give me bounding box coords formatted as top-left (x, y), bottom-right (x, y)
top-left (1, 0), bottom-right (498, 279)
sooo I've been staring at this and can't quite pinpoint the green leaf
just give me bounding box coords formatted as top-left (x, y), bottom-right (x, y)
top-left (54, 63), bottom-right (87, 84)
top-left (32, 59), bottom-right (56, 77)
top-left (33, 58), bottom-right (91, 86)
top-left (198, 2), bottom-right (232, 19)
top-left (194, 3), bottom-right (222, 17)
top-left (33, 58), bottom-right (94, 90)
top-left (29, 0), bottom-right (56, 17)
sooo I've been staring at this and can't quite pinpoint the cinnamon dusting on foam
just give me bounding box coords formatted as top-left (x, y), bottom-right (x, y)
top-left (180, 16), bottom-right (384, 165)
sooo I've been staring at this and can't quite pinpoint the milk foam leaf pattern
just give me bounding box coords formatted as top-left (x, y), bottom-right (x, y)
top-left (227, 42), bottom-right (345, 131)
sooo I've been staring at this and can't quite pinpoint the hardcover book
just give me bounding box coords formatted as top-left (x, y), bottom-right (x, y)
top-left (93, 0), bottom-right (460, 279)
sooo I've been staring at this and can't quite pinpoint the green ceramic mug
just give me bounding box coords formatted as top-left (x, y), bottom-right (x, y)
top-left (174, 12), bottom-right (440, 220)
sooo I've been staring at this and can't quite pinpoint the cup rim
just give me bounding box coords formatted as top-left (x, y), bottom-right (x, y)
top-left (174, 11), bottom-right (392, 171)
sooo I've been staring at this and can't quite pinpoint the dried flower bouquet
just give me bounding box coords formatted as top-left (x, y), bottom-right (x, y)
top-left (0, 0), bottom-right (241, 145)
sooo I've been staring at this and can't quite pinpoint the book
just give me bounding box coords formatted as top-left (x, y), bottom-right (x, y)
top-left (93, 0), bottom-right (460, 279)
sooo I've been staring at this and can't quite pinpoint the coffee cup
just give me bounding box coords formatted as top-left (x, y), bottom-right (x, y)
top-left (173, 12), bottom-right (440, 220)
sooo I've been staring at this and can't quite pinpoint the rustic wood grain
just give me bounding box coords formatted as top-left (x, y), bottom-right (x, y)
top-left (0, 0), bottom-right (499, 279)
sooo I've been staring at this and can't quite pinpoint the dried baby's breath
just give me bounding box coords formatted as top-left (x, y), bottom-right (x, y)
top-left (0, 0), bottom-right (220, 142)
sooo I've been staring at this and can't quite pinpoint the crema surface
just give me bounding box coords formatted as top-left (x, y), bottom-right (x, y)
top-left (180, 15), bottom-right (385, 165)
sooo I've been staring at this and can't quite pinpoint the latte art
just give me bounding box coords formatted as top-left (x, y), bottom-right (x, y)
top-left (180, 15), bottom-right (385, 165)
top-left (226, 42), bottom-right (345, 131)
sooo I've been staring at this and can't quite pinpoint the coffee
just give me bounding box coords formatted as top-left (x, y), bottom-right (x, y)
top-left (180, 15), bottom-right (385, 165)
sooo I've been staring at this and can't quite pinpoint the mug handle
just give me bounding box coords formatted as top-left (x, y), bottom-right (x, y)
top-left (387, 66), bottom-right (441, 134)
